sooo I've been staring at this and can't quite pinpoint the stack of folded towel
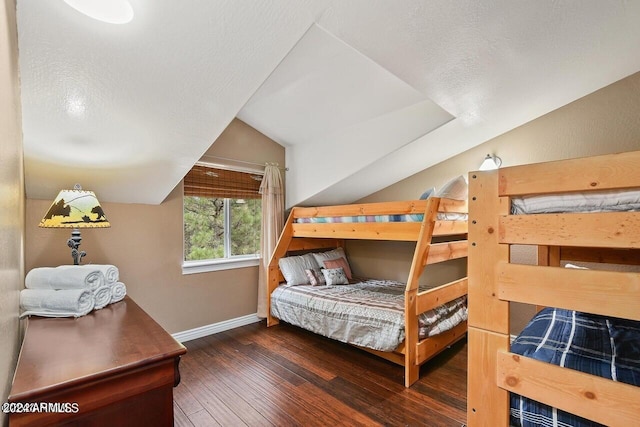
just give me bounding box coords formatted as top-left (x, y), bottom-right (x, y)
top-left (21, 264), bottom-right (128, 318)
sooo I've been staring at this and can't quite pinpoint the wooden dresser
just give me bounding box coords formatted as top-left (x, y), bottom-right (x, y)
top-left (8, 296), bottom-right (186, 426)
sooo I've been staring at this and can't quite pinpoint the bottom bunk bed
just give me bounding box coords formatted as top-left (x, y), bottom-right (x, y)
top-left (509, 307), bottom-right (640, 427)
top-left (467, 150), bottom-right (640, 426)
top-left (271, 276), bottom-right (467, 353)
top-left (267, 190), bottom-right (469, 387)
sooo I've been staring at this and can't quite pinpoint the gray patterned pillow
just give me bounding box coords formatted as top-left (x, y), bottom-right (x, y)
top-left (321, 267), bottom-right (349, 285)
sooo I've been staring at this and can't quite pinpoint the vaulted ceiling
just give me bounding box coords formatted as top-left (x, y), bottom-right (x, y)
top-left (17, 1), bottom-right (640, 207)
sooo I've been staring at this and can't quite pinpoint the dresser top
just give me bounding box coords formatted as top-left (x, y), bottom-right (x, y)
top-left (9, 296), bottom-right (186, 402)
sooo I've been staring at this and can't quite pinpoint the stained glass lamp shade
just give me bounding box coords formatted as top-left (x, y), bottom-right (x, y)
top-left (39, 184), bottom-right (110, 265)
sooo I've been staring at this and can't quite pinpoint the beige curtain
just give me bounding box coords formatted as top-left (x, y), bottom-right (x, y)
top-left (257, 164), bottom-right (284, 318)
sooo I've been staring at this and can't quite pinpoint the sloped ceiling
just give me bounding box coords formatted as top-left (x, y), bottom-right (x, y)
top-left (17, 0), bottom-right (640, 207)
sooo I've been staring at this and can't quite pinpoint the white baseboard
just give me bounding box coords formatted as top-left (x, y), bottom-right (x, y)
top-left (172, 313), bottom-right (262, 343)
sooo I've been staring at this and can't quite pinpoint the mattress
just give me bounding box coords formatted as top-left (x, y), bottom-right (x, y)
top-left (270, 277), bottom-right (467, 352)
top-left (511, 188), bottom-right (640, 214)
top-left (294, 212), bottom-right (467, 223)
top-left (510, 308), bottom-right (640, 427)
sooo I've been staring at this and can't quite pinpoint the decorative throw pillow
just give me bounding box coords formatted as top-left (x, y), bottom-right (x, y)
top-left (436, 175), bottom-right (468, 200)
top-left (305, 268), bottom-right (326, 286)
top-left (278, 253), bottom-right (320, 286)
top-left (322, 257), bottom-right (352, 280)
top-left (312, 247), bottom-right (352, 278)
top-left (321, 267), bottom-right (349, 285)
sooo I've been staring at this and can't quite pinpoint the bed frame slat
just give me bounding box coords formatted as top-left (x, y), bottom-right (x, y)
top-left (292, 222), bottom-right (422, 241)
top-left (356, 346), bottom-right (405, 366)
top-left (416, 278), bottom-right (467, 314)
top-left (416, 321), bottom-right (467, 364)
top-left (433, 220), bottom-right (468, 236)
top-left (425, 241), bottom-right (468, 264)
top-left (499, 150), bottom-right (640, 196)
top-left (286, 238), bottom-right (342, 252)
top-left (561, 246), bottom-right (640, 265)
top-left (497, 263), bottom-right (640, 321)
top-left (497, 351), bottom-right (640, 426)
top-left (499, 212), bottom-right (640, 248)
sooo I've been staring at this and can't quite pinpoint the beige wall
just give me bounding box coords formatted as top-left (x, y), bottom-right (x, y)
top-left (0, 0), bottom-right (24, 423)
top-left (356, 71), bottom-right (640, 333)
top-left (25, 118), bottom-right (284, 334)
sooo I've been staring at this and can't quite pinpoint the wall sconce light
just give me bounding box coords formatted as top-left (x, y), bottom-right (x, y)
top-left (479, 154), bottom-right (502, 171)
top-left (39, 184), bottom-right (110, 265)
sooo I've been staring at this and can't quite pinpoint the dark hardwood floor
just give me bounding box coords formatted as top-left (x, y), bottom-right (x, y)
top-left (174, 321), bottom-right (467, 427)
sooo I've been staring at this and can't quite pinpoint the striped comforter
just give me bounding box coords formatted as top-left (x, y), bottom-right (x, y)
top-left (270, 278), bottom-right (467, 352)
top-left (510, 308), bottom-right (640, 427)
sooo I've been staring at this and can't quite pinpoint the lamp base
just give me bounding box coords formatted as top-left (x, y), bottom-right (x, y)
top-left (67, 229), bottom-right (86, 265)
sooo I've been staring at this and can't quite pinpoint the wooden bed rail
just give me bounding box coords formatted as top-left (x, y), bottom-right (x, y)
top-left (498, 150), bottom-right (640, 195)
top-left (290, 198), bottom-right (468, 241)
top-left (497, 263), bottom-right (640, 321)
top-left (416, 277), bottom-right (467, 314)
top-left (500, 211), bottom-right (640, 248)
top-left (497, 350), bottom-right (640, 426)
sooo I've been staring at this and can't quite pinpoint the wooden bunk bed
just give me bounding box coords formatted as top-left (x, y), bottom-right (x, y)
top-left (266, 196), bottom-right (468, 387)
top-left (467, 150), bottom-right (640, 426)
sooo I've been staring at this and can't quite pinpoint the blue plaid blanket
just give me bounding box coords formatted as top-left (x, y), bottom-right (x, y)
top-left (510, 308), bottom-right (640, 427)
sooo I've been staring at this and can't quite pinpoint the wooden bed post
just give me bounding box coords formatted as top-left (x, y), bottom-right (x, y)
top-left (404, 197), bottom-right (439, 387)
top-left (467, 170), bottom-right (511, 426)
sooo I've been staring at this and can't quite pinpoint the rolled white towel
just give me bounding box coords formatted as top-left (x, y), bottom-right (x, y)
top-left (26, 266), bottom-right (104, 292)
top-left (110, 282), bottom-right (127, 304)
top-left (90, 264), bottom-right (119, 285)
top-left (93, 285), bottom-right (113, 310)
top-left (20, 288), bottom-right (95, 318)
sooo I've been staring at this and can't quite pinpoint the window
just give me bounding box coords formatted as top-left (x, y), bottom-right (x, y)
top-left (183, 165), bottom-right (262, 273)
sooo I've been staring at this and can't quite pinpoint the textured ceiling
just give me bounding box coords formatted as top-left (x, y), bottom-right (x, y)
top-left (16, 0), bottom-right (640, 206)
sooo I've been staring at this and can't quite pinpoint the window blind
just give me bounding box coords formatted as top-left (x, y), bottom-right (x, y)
top-left (184, 165), bottom-right (262, 199)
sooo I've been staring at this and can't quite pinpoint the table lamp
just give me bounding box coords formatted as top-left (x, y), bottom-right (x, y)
top-left (39, 184), bottom-right (110, 265)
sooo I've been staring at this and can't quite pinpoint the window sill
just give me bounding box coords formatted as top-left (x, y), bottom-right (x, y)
top-left (182, 256), bottom-right (260, 275)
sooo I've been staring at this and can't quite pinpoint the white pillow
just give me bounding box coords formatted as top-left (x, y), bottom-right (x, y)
top-left (312, 247), bottom-right (349, 270)
top-left (278, 253), bottom-right (320, 286)
top-left (436, 175), bottom-right (468, 200)
top-left (419, 187), bottom-right (436, 200)
top-left (564, 263), bottom-right (588, 270)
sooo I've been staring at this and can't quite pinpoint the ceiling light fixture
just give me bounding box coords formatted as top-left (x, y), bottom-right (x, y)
top-left (479, 154), bottom-right (502, 171)
top-left (63, 0), bottom-right (134, 24)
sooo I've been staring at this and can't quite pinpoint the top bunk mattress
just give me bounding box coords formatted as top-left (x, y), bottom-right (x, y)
top-left (511, 188), bottom-right (640, 215)
top-left (270, 277), bottom-right (467, 352)
top-left (294, 213), bottom-right (467, 223)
